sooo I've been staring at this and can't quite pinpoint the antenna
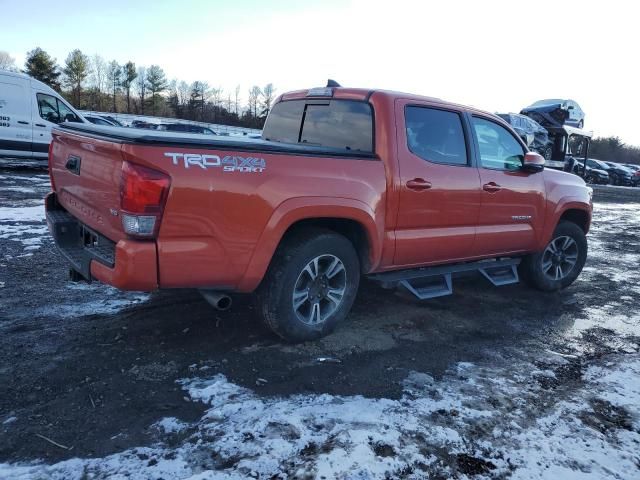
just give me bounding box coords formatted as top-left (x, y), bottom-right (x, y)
top-left (326, 79), bottom-right (341, 87)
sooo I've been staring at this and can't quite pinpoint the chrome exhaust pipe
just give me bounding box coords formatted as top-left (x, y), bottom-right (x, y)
top-left (199, 290), bottom-right (233, 311)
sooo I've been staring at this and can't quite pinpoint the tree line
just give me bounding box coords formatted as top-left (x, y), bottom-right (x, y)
top-left (1, 48), bottom-right (274, 129)
top-left (590, 137), bottom-right (640, 166)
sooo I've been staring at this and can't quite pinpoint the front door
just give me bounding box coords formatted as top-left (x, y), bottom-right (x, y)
top-left (394, 101), bottom-right (482, 266)
top-left (469, 115), bottom-right (546, 256)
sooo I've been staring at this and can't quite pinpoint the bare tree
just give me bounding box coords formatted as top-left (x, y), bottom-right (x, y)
top-left (135, 66), bottom-right (147, 115)
top-left (247, 86), bottom-right (261, 121)
top-left (260, 83), bottom-right (276, 118)
top-left (106, 61), bottom-right (121, 112)
top-left (0, 51), bottom-right (17, 71)
top-left (225, 94), bottom-right (232, 113)
top-left (89, 54), bottom-right (106, 110)
top-left (234, 85), bottom-right (241, 115)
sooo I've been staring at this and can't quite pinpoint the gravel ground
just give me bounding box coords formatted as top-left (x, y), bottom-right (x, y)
top-left (0, 166), bottom-right (638, 479)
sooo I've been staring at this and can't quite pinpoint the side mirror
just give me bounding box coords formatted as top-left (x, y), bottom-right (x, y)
top-left (522, 152), bottom-right (545, 173)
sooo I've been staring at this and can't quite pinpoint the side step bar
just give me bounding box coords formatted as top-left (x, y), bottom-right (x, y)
top-left (367, 258), bottom-right (521, 300)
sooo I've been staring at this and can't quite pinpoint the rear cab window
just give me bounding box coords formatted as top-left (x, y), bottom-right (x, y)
top-left (262, 99), bottom-right (373, 153)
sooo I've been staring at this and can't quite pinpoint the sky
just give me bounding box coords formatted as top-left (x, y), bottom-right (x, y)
top-left (2, 0), bottom-right (639, 145)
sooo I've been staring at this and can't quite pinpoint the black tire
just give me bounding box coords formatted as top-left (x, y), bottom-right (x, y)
top-left (520, 221), bottom-right (587, 292)
top-left (610, 173), bottom-right (619, 186)
top-left (585, 174), bottom-right (595, 184)
top-left (255, 228), bottom-right (360, 342)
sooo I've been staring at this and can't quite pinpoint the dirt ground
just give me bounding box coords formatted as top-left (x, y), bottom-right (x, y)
top-left (0, 166), bottom-right (639, 479)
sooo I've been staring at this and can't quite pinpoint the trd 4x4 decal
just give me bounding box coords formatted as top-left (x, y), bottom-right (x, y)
top-left (164, 152), bottom-right (266, 173)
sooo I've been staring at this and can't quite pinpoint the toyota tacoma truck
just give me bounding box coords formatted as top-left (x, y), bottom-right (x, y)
top-left (46, 84), bottom-right (592, 342)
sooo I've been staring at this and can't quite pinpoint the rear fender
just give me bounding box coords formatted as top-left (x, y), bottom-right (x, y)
top-left (236, 197), bottom-right (383, 292)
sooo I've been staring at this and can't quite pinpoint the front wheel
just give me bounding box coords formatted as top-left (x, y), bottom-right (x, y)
top-left (256, 228), bottom-right (360, 342)
top-left (520, 221), bottom-right (587, 291)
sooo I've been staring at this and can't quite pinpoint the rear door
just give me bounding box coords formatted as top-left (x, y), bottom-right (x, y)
top-left (470, 115), bottom-right (546, 256)
top-left (394, 100), bottom-right (482, 266)
top-left (0, 78), bottom-right (33, 156)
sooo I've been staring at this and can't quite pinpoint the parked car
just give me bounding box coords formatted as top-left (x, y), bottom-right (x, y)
top-left (99, 115), bottom-right (124, 127)
top-left (587, 159), bottom-right (634, 186)
top-left (46, 85), bottom-right (592, 342)
top-left (497, 113), bottom-right (553, 159)
top-left (521, 99), bottom-right (585, 129)
top-left (130, 120), bottom-right (159, 130)
top-left (604, 161), bottom-right (638, 186)
top-left (84, 115), bottom-right (117, 126)
top-left (571, 161), bottom-right (609, 185)
top-left (157, 123), bottom-right (217, 135)
top-left (0, 69), bottom-right (85, 162)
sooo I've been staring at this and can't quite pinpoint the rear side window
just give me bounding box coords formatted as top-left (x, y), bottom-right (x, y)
top-left (263, 99), bottom-right (373, 152)
top-left (405, 106), bottom-right (468, 165)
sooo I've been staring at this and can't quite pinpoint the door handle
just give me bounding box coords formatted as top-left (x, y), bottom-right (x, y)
top-left (406, 178), bottom-right (432, 190)
top-left (18, 121), bottom-right (29, 125)
top-left (35, 123), bottom-right (46, 128)
top-left (483, 182), bottom-right (502, 193)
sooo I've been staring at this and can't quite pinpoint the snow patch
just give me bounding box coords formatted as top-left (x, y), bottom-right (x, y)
top-left (1, 355), bottom-right (638, 479)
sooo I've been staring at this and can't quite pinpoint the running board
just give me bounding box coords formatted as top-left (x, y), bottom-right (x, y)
top-left (367, 258), bottom-right (520, 300)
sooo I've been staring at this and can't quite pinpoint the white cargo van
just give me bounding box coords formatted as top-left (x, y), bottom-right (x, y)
top-left (0, 70), bottom-right (85, 162)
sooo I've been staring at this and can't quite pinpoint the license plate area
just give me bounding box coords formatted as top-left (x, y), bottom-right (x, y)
top-left (81, 225), bottom-right (99, 248)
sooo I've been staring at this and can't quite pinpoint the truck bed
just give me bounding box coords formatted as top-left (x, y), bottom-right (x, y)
top-left (57, 123), bottom-right (377, 159)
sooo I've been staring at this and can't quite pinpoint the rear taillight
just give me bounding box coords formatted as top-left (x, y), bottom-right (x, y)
top-left (120, 161), bottom-right (170, 238)
top-left (48, 141), bottom-right (56, 191)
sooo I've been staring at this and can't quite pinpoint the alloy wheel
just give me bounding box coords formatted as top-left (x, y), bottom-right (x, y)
top-left (292, 254), bottom-right (347, 325)
top-left (541, 235), bottom-right (579, 281)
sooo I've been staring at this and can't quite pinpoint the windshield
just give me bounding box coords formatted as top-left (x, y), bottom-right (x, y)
top-left (530, 99), bottom-right (564, 107)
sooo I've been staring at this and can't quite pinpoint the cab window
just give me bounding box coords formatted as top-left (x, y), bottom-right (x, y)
top-left (405, 106), bottom-right (468, 166)
top-left (37, 93), bottom-right (81, 124)
top-left (263, 99), bottom-right (373, 152)
top-left (471, 117), bottom-right (525, 170)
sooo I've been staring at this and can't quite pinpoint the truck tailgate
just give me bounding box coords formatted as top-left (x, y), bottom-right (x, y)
top-left (49, 130), bottom-right (126, 242)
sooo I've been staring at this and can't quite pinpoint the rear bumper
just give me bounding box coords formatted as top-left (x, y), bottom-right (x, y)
top-left (45, 192), bottom-right (158, 291)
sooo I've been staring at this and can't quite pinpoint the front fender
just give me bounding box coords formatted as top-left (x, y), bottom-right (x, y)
top-left (539, 197), bottom-right (592, 249)
top-left (236, 197), bottom-right (384, 292)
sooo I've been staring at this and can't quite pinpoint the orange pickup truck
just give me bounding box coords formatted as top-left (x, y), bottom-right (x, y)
top-left (46, 84), bottom-right (592, 341)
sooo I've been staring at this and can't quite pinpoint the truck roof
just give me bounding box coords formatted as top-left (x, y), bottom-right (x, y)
top-left (279, 86), bottom-right (502, 122)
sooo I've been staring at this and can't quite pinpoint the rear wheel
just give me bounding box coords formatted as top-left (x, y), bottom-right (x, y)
top-left (256, 228), bottom-right (360, 342)
top-left (521, 221), bottom-right (587, 291)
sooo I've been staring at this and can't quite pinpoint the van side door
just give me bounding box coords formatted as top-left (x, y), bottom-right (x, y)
top-left (0, 78), bottom-right (33, 157)
top-left (393, 100), bottom-right (482, 266)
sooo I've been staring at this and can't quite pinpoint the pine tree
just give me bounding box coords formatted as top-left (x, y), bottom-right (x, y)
top-left (24, 48), bottom-right (61, 90)
top-left (145, 65), bottom-right (168, 116)
top-left (63, 49), bottom-right (90, 107)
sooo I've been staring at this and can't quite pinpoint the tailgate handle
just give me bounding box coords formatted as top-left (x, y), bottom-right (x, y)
top-left (65, 155), bottom-right (81, 175)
